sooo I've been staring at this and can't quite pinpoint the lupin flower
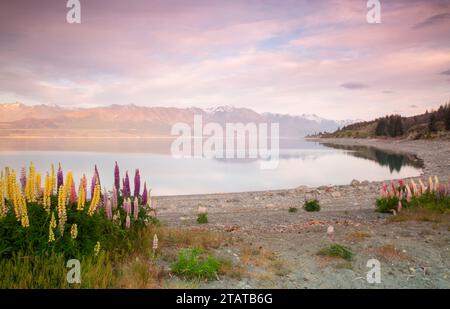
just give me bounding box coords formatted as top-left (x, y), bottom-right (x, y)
top-left (198, 206), bottom-right (207, 214)
top-left (35, 172), bottom-right (42, 198)
top-left (103, 187), bottom-right (108, 208)
top-left (153, 234), bottom-right (158, 250)
top-left (70, 182), bottom-right (77, 204)
top-left (51, 163), bottom-right (56, 194)
top-left (133, 197), bottom-right (139, 220)
top-left (125, 215), bottom-right (131, 229)
top-left (0, 171), bottom-right (6, 217)
top-left (48, 212), bottom-right (56, 243)
top-left (406, 185), bottom-right (412, 203)
top-left (77, 181), bottom-right (85, 211)
top-left (94, 165), bottom-right (101, 189)
top-left (57, 163), bottom-right (64, 193)
top-left (114, 161), bottom-right (120, 190)
top-left (327, 225), bottom-right (335, 242)
top-left (88, 182), bottom-right (101, 216)
top-left (428, 176), bottom-right (434, 192)
top-left (134, 169), bottom-right (140, 198)
top-left (142, 182), bottom-right (148, 205)
top-left (71, 224), bottom-right (78, 239)
top-left (105, 198), bottom-right (112, 219)
top-left (418, 179), bottom-right (426, 194)
top-left (434, 176), bottom-right (439, 191)
top-left (111, 185), bottom-right (118, 209)
top-left (20, 167), bottom-right (27, 191)
top-left (82, 174), bottom-right (87, 197)
top-left (94, 241), bottom-right (101, 256)
top-left (57, 185), bottom-right (67, 234)
top-left (123, 171), bottom-right (130, 198)
top-left (398, 201), bottom-right (402, 212)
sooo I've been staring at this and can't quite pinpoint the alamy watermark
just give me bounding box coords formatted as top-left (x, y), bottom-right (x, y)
top-left (66, 0), bottom-right (81, 24)
top-left (66, 259), bottom-right (81, 284)
top-left (367, 0), bottom-right (381, 24)
top-left (170, 115), bottom-right (280, 170)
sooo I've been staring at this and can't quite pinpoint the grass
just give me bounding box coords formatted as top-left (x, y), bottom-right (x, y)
top-left (288, 207), bottom-right (298, 213)
top-left (317, 244), bottom-right (353, 262)
top-left (171, 248), bottom-right (221, 280)
top-left (375, 244), bottom-right (410, 262)
top-left (348, 230), bottom-right (371, 240)
top-left (197, 213), bottom-right (208, 224)
top-left (303, 200), bottom-right (320, 212)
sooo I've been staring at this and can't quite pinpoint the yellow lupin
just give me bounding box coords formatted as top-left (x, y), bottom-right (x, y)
top-left (51, 164), bottom-right (56, 195)
top-left (43, 172), bottom-right (52, 212)
top-left (77, 181), bottom-right (85, 211)
top-left (0, 171), bottom-right (6, 217)
top-left (71, 223), bottom-right (78, 239)
top-left (88, 182), bottom-right (101, 216)
top-left (57, 185), bottom-right (67, 234)
top-left (35, 172), bottom-right (42, 199)
top-left (48, 211), bottom-right (56, 243)
top-left (94, 241), bottom-right (101, 256)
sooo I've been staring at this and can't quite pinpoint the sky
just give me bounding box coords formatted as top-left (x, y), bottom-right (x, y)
top-left (0, 0), bottom-right (449, 120)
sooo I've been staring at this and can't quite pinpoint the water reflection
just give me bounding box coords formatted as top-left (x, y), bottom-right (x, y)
top-left (319, 142), bottom-right (424, 173)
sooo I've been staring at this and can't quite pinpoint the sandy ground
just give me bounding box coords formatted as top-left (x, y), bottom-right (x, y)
top-left (155, 138), bottom-right (450, 288)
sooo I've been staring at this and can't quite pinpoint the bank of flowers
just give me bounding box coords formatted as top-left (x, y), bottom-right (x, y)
top-left (0, 162), bottom-right (156, 259)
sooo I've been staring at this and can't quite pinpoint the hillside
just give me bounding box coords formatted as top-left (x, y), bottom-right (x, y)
top-left (0, 103), bottom-right (353, 138)
top-left (318, 103), bottom-right (450, 140)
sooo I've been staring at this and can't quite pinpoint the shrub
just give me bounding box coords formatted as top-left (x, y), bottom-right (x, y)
top-left (318, 244), bottom-right (353, 261)
top-left (288, 207), bottom-right (298, 213)
top-left (197, 213), bottom-right (208, 224)
top-left (375, 196), bottom-right (399, 213)
top-left (303, 200), bottom-right (320, 212)
top-left (171, 248), bottom-right (221, 280)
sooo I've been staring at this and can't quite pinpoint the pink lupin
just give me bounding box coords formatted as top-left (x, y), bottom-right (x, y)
top-left (398, 201), bottom-right (402, 212)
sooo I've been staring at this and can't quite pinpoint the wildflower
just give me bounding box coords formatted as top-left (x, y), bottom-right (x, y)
top-left (88, 181), bottom-right (101, 216)
top-left (0, 171), bottom-right (6, 217)
top-left (125, 215), bottom-right (131, 229)
top-left (103, 188), bottom-right (108, 208)
top-left (327, 225), bottom-right (335, 242)
top-left (123, 171), bottom-right (130, 198)
top-left (25, 162), bottom-right (36, 202)
top-left (20, 167), bottom-right (27, 191)
top-left (398, 179), bottom-right (404, 188)
top-left (94, 241), bottom-right (101, 256)
top-left (434, 176), bottom-right (439, 191)
top-left (57, 185), bottom-right (67, 234)
top-left (114, 161), bottom-right (120, 190)
top-left (142, 182), bottom-right (148, 205)
top-left (48, 213), bottom-right (56, 243)
top-left (406, 185), bottom-right (412, 203)
top-left (134, 169), bottom-right (140, 197)
top-left (35, 172), bottom-right (42, 199)
top-left (428, 176), bottom-right (434, 192)
top-left (43, 172), bottom-right (52, 212)
top-left (418, 179), bottom-right (426, 194)
top-left (94, 165), bottom-right (101, 189)
top-left (133, 197), bottom-right (139, 220)
top-left (51, 163), bottom-right (56, 194)
top-left (77, 181), bottom-right (85, 211)
top-left (57, 163), bottom-right (64, 193)
top-left (198, 206), bottom-right (207, 214)
top-left (70, 182), bottom-right (77, 204)
top-left (65, 171), bottom-right (74, 195)
top-left (82, 174), bottom-right (87, 197)
top-left (71, 224), bottom-right (78, 239)
top-left (111, 185), bottom-right (118, 209)
top-left (398, 201), bottom-right (402, 212)
top-left (105, 198), bottom-right (112, 219)
top-left (153, 234), bottom-right (158, 250)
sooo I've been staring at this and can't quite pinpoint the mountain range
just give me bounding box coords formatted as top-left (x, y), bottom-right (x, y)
top-left (0, 103), bottom-right (356, 138)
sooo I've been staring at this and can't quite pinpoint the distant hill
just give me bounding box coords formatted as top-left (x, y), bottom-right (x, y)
top-left (319, 102), bottom-right (450, 140)
top-left (0, 103), bottom-right (356, 138)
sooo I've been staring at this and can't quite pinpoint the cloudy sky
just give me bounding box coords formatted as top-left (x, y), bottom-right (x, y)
top-left (0, 0), bottom-right (449, 120)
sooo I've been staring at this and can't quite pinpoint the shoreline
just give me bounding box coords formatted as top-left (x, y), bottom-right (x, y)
top-left (155, 138), bottom-right (450, 215)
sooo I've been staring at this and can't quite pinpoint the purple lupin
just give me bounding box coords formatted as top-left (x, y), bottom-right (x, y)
top-left (134, 169), bottom-right (140, 198)
top-left (114, 161), bottom-right (120, 191)
top-left (57, 163), bottom-right (64, 193)
top-left (142, 182), bottom-right (148, 206)
top-left (123, 171), bottom-right (130, 198)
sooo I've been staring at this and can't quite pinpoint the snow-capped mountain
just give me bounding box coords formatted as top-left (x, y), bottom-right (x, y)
top-left (0, 103), bottom-right (354, 137)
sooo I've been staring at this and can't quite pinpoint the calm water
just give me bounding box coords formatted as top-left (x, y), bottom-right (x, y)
top-left (0, 138), bottom-right (423, 196)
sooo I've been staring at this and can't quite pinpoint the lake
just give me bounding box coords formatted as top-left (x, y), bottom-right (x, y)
top-left (0, 138), bottom-right (423, 196)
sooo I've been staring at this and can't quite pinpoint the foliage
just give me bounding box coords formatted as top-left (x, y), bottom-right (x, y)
top-left (303, 199), bottom-right (320, 212)
top-left (288, 207), bottom-right (298, 213)
top-left (171, 248), bottom-right (221, 280)
top-left (375, 196), bottom-right (399, 213)
top-left (318, 244), bottom-right (353, 261)
top-left (197, 213), bottom-right (208, 224)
